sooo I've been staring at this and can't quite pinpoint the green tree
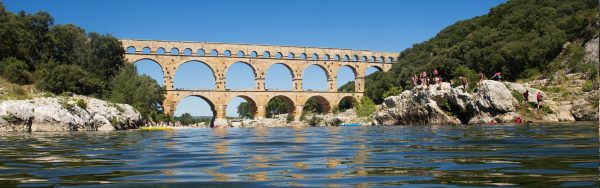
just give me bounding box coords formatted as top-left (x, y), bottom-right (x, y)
top-left (35, 62), bottom-right (102, 95)
top-left (237, 102), bottom-right (256, 119)
top-left (177, 113), bottom-right (194, 125)
top-left (267, 97), bottom-right (292, 118)
top-left (354, 96), bottom-right (377, 118)
top-left (0, 57), bottom-right (31, 84)
top-left (109, 64), bottom-right (165, 119)
top-left (303, 98), bottom-right (323, 114)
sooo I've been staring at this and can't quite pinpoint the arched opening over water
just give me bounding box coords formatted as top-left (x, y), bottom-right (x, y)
top-left (174, 61), bottom-right (215, 89)
top-left (302, 64), bottom-right (328, 91)
top-left (338, 96), bottom-right (355, 112)
top-left (174, 95), bottom-right (216, 127)
top-left (266, 95), bottom-right (295, 118)
top-left (303, 95), bottom-right (331, 114)
top-left (225, 62), bottom-right (256, 90)
top-left (226, 95), bottom-right (257, 119)
top-left (265, 63), bottom-right (293, 91)
top-left (336, 65), bottom-right (357, 90)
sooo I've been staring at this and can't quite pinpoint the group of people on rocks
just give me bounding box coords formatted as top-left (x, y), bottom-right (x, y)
top-left (409, 68), bottom-right (545, 110)
top-left (522, 89), bottom-right (544, 110)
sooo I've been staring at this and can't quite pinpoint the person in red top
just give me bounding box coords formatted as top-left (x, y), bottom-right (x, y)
top-left (490, 72), bottom-right (502, 81)
top-left (478, 71), bottom-right (484, 85)
top-left (522, 90), bottom-right (529, 106)
top-left (536, 92), bottom-right (544, 110)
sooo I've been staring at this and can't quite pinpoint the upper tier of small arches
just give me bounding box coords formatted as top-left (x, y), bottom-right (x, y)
top-left (122, 39), bottom-right (398, 63)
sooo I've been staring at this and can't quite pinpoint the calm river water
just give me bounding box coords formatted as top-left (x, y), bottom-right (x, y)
top-left (0, 122), bottom-right (597, 187)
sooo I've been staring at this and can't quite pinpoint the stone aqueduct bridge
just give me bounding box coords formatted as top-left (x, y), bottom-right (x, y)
top-left (121, 39), bottom-right (398, 125)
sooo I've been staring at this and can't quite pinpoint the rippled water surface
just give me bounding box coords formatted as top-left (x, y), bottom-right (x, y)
top-left (0, 122), bottom-right (598, 187)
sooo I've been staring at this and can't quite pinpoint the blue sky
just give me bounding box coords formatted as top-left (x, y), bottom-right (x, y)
top-left (5, 0), bottom-right (506, 117)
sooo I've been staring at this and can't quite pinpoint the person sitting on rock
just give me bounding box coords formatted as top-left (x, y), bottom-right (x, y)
top-left (490, 72), bottom-right (502, 81)
top-left (459, 75), bottom-right (468, 92)
top-left (536, 92), bottom-right (544, 110)
top-left (522, 90), bottom-right (529, 106)
top-left (449, 79), bottom-right (455, 88)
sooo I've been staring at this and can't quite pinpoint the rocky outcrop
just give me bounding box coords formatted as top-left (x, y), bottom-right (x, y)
top-left (584, 37), bottom-right (599, 65)
top-left (0, 95), bottom-right (142, 132)
top-left (373, 80), bottom-right (574, 125)
top-left (374, 83), bottom-right (462, 125)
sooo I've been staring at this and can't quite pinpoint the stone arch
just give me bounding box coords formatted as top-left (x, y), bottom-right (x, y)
top-left (343, 55), bottom-right (350, 61)
top-left (131, 58), bottom-right (165, 86)
top-left (302, 63), bottom-right (330, 79)
top-left (303, 95), bottom-right (331, 114)
top-left (323, 54), bottom-right (330, 61)
top-left (127, 46), bottom-right (136, 54)
top-left (275, 52), bottom-right (283, 59)
top-left (378, 56), bottom-right (384, 63)
top-left (337, 96), bottom-right (356, 111)
top-left (263, 51), bottom-right (271, 58)
top-left (225, 61), bottom-right (257, 89)
top-left (312, 53), bottom-right (319, 60)
top-left (265, 63), bottom-right (295, 90)
top-left (224, 50), bottom-right (232, 57)
top-left (370, 56), bottom-right (376, 62)
top-left (361, 56), bottom-right (367, 62)
top-left (266, 95), bottom-right (295, 118)
top-left (250, 51), bottom-right (258, 58)
top-left (142, 47), bottom-right (151, 54)
top-left (174, 95), bottom-right (217, 127)
top-left (157, 47), bottom-right (166, 54)
top-left (170, 47), bottom-right (179, 55)
top-left (237, 50), bottom-right (245, 57)
top-left (287, 52), bottom-right (295, 59)
top-left (387, 57), bottom-right (394, 63)
top-left (300, 53), bottom-right (307, 59)
top-left (197, 49), bottom-right (206, 56)
top-left (334, 54), bottom-right (340, 61)
top-left (336, 65), bottom-right (358, 79)
top-left (227, 95), bottom-right (258, 118)
top-left (184, 48), bottom-right (193, 56)
top-left (174, 60), bottom-right (217, 89)
top-left (302, 64), bottom-right (330, 91)
top-left (210, 49), bottom-right (219, 56)
top-left (352, 55), bottom-right (359, 62)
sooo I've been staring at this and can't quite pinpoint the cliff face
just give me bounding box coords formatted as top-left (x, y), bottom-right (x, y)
top-left (373, 80), bottom-right (594, 125)
top-left (0, 95), bottom-right (142, 132)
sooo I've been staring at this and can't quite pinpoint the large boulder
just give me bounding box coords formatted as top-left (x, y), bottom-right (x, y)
top-left (467, 80), bottom-right (518, 124)
top-left (374, 87), bottom-right (461, 125)
top-left (0, 95), bottom-right (142, 132)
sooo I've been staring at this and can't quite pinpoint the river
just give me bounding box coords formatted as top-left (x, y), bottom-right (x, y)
top-left (0, 122), bottom-right (597, 187)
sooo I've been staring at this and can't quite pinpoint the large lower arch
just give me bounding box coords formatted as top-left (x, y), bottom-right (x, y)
top-left (132, 58), bottom-right (165, 86)
top-left (302, 64), bottom-right (329, 91)
top-left (303, 95), bottom-right (331, 114)
top-left (337, 96), bottom-right (356, 112)
top-left (226, 95), bottom-right (258, 119)
top-left (225, 61), bottom-right (257, 90)
top-left (174, 95), bottom-right (216, 127)
top-left (265, 63), bottom-right (294, 90)
top-left (174, 60), bottom-right (216, 89)
top-left (266, 95), bottom-right (295, 118)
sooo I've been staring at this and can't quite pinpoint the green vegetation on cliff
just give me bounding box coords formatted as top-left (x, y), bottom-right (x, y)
top-left (344, 0), bottom-right (599, 104)
top-left (0, 3), bottom-right (165, 121)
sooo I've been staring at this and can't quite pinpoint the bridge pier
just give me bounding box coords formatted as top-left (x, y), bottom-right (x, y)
top-left (294, 105), bottom-right (304, 121)
top-left (214, 104), bottom-right (228, 127)
top-left (255, 105), bottom-right (266, 120)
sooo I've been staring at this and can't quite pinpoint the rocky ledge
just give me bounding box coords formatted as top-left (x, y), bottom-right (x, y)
top-left (374, 80), bottom-right (598, 125)
top-left (0, 95), bottom-right (142, 132)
